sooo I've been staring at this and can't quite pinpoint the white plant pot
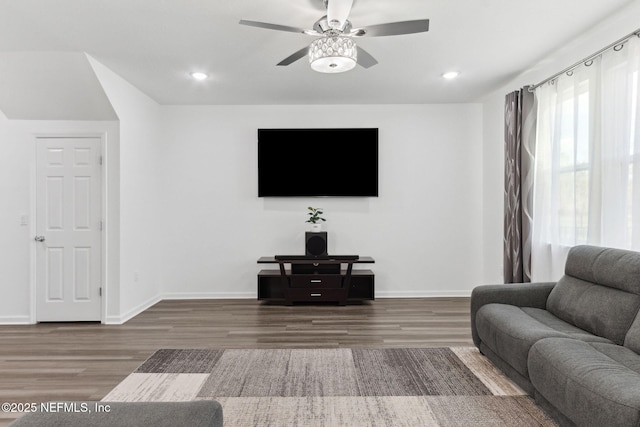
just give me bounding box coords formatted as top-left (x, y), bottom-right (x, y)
top-left (310, 223), bottom-right (322, 232)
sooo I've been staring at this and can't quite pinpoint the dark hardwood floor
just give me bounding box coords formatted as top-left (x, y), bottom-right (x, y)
top-left (0, 297), bottom-right (472, 425)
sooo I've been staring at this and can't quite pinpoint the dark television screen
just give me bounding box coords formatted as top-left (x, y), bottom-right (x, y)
top-left (258, 128), bottom-right (378, 197)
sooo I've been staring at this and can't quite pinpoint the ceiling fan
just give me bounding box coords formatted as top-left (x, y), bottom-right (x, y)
top-left (239, 0), bottom-right (429, 73)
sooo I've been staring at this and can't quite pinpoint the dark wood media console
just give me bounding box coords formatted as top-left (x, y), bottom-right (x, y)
top-left (257, 256), bottom-right (375, 305)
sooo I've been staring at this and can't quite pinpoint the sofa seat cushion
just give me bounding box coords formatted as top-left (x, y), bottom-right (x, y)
top-left (529, 338), bottom-right (640, 427)
top-left (476, 304), bottom-right (611, 377)
top-left (588, 342), bottom-right (640, 373)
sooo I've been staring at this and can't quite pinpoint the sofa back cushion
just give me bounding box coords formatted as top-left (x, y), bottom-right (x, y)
top-left (547, 246), bottom-right (640, 344)
top-left (624, 314), bottom-right (640, 353)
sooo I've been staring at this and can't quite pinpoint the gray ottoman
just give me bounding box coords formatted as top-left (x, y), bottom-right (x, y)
top-left (9, 401), bottom-right (223, 427)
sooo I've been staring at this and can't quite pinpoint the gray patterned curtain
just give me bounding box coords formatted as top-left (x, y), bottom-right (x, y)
top-left (504, 87), bottom-right (537, 283)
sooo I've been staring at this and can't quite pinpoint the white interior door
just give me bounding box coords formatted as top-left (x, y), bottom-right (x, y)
top-left (35, 137), bottom-right (102, 321)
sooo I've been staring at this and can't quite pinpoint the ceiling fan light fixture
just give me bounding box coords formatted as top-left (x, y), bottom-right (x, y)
top-left (309, 36), bottom-right (357, 73)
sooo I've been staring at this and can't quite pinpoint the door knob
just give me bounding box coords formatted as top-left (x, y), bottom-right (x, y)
top-left (34, 236), bottom-right (46, 242)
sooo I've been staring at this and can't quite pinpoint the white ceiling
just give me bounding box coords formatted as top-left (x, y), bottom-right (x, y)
top-left (0, 0), bottom-right (636, 105)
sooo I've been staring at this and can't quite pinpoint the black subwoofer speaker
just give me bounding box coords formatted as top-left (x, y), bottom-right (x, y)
top-left (305, 232), bottom-right (328, 257)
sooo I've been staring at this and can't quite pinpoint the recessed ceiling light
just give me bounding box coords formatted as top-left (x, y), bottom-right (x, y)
top-left (442, 71), bottom-right (459, 80)
top-left (190, 72), bottom-right (209, 81)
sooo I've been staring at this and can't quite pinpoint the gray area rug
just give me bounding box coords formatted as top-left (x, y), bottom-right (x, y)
top-left (104, 347), bottom-right (557, 426)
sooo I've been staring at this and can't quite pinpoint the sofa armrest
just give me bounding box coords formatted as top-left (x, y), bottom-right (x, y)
top-left (470, 282), bottom-right (556, 347)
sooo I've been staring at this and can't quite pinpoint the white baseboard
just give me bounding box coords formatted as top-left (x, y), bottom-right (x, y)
top-left (0, 315), bottom-right (31, 325)
top-left (104, 294), bottom-right (162, 325)
top-left (375, 290), bottom-right (472, 298)
top-left (160, 291), bottom-right (471, 299)
top-left (161, 291), bottom-right (255, 300)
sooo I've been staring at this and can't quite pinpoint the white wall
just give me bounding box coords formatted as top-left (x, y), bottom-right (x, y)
top-left (88, 56), bottom-right (163, 323)
top-left (0, 111), bottom-right (120, 323)
top-left (157, 104), bottom-right (484, 298)
top-left (0, 99), bottom-right (484, 325)
top-left (0, 98), bottom-right (485, 325)
top-left (480, 1), bottom-right (640, 284)
top-left (0, 112), bottom-right (30, 323)
top-left (0, 49), bottom-right (160, 325)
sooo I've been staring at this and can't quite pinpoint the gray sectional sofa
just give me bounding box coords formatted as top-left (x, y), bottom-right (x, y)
top-left (471, 245), bottom-right (640, 427)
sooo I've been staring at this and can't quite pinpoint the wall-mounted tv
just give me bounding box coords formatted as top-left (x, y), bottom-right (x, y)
top-left (258, 128), bottom-right (378, 197)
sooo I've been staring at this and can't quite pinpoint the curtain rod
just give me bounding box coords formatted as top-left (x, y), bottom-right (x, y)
top-left (528, 28), bottom-right (640, 92)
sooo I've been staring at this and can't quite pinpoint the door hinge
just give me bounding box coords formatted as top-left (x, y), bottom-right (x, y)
top-left (99, 287), bottom-right (102, 297)
top-left (99, 220), bottom-right (103, 231)
top-left (99, 156), bottom-right (103, 165)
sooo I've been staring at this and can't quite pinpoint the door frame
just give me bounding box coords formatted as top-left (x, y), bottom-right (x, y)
top-left (29, 133), bottom-right (108, 324)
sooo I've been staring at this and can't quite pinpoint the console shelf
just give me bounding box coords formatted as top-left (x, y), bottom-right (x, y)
top-left (257, 256), bottom-right (375, 305)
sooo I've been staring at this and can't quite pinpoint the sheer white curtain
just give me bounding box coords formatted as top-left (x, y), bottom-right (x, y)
top-left (532, 35), bottom-right (640, 281)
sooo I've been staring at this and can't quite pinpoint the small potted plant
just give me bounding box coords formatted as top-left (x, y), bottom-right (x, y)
top-left (306, 206), bottom-right (326, 232)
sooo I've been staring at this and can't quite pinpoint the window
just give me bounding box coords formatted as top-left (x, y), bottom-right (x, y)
top-left (556, 84), bottom-right (590, 245)
top-left (531, 36), bottom-right (640, 281)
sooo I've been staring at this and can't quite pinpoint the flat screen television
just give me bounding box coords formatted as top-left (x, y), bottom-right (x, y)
top-left (258, 128), bottom-right (378, 197)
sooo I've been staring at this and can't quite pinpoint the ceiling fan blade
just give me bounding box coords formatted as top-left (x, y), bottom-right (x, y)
top-left (277, 46), bottom-right (310, 66)
top-left (327, 0), bottom-right (354, 29)
top-left (355, 19), bottom-right (429, 37)
top-left (239, 19), bottom-right (308, 35)
top-left (356, 46), bottom-right (378, 68)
